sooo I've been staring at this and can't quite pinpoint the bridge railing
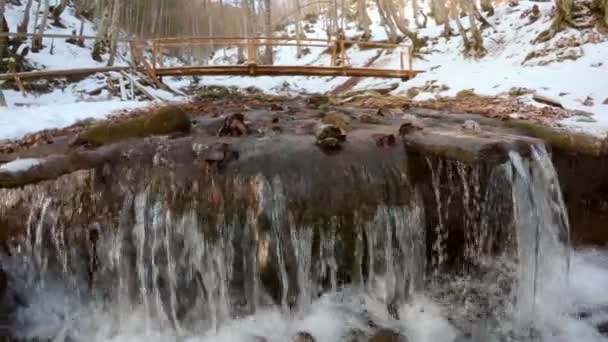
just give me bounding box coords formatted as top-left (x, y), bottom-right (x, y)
top-left (131, 36), bottom-right (413, 77)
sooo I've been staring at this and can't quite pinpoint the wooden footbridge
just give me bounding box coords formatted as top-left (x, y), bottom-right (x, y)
top-left (0, 33), bottom-right (422, 83)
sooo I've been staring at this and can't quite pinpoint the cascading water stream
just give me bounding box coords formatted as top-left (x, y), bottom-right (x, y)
top-left (0, 143), bottom-right (605, 342)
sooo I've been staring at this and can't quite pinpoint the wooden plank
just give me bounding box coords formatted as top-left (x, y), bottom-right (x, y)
top-left (154, 65), bottom-right (423, 79)
top-left (0, 66), bottom-right (131, 81)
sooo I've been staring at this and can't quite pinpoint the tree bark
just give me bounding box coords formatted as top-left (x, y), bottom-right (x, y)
top-left (382, 0), bottom-right (425, 50)
top-left (376, 0), bottom-right (398, 42)
top-left (536, 0), bottom-right (574, 42)
top-left (480, 0), bottom-right (494, 16)
top-left (107, 0), bottom-right (121, 66)
top-left (464, 0), bottom-right (485, 56)
top-left (52, 0), bottom-right (69, 19)
top-left (357, 0), bottom-right (371, 38)
top-left (92, 0), bottom-right (112, 61)
top-left (295, 0), bottom-right (303, 57)
top-left (263, 0), bottom-right (273, 64)
top-left (18, 0), bottom-right (33, 36)
top-left (0, 0), bottom-right (6, 60)
top-left (32, 0), bottom-right (50, 52)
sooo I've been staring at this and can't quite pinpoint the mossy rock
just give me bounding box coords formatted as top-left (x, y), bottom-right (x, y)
top-left (456, 89), bottom-right (478, 99)
top-left (74, 106), bottom-right (191, 147)
top-left (506, 120), bottom-right (608, 156)
top-left (322, 111), bottom-right (351, 131)
top-left (198, 86), bottom-right (232, 99)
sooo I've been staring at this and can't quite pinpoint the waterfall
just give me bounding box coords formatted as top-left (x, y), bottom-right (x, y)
top-left (0, 142), bottom-right (590, 342)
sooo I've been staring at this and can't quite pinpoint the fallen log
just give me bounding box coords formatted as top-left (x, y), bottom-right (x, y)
top-left (0, 66), bottom-right (131, 81)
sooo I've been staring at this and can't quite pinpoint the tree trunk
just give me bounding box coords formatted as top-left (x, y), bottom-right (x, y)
top-left (263, 0), bottom-right (273, 64)
top-left (295, 0), bottom-right (303, 57)
top-left (536, 0), bottom-right (573, 42)
top-left (357, 0), bottom-right (371, 38)
top-left (52, 0), bottom-right (69, 19)
top-left (32, 0), bottom-right (50, 52)
top-left (480, 0), bottom-right (494, 16)
top-left (0, 0), bottom-right (6, 61)
top-left (92, 0), bottom-right (112, 61)
top-left (17, 0), bottom-right (33, 37)
top-left (107, 0), bottom-right (121, 66)
top-left (465, 0), bottom-right (485, 56)
top-left (376, 0), bottom-right (398, 42)
top-left (383, 0), bottom-right (425, 50)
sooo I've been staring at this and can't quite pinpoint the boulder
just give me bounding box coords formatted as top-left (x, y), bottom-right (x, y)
top-left (292, 331), bottom-right (315, 342)
top-left (462, 120), bottom-right (482, 133)
top-left (218, 113), bottom-right (249, 137)
top-left (368, 329), bottom-right (408, 342)
top-left (322, 111), bottom-right (352, 131)
top-left (316, 125), bottom-right (346, 152)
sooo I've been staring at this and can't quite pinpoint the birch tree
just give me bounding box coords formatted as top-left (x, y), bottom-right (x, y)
top-left (0, 0), bottom-right (6, 60)
top-left (32, 0), bottom-right (50, 52)
top-left (107, 0), bottom-right (121, 66)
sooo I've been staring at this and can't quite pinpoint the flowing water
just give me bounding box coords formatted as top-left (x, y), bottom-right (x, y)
top-left (1, 143), bottom-right (607, 341)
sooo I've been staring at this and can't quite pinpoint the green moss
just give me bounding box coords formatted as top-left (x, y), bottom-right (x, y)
top-left (506, 120), bottom-right (608, 156)
top-left (456, 89), bottom-right (478, 99)
top-left (198, 85), bottom-right (231, 99)
top-left (76, 106), bottom-right (191, 147)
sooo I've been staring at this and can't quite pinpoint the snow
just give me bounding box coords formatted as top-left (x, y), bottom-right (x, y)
top-left (0, 101), bottom-right (147, 141)
top-left (0, 158), bottom-right (43, 173)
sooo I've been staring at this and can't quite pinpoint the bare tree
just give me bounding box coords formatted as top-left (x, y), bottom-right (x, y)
top-left (263, 0), bottom-right (273, 64)
top-left (0, 0), bottom-right (6, 60)
top-left (536, 0), bottom-right (574, 42)
top-left (431, 0), bottom-right (452, 36)
top-left (17, 0), bottom-right (33, 37)
top-left (32, 0), bottom-right (50, 52)
top-left (295, 0), bottom-right (304, 57)
top-left (52, 0), bottom-right (70, 20)
top-left (480, 0), bottom-right (494, 16)
top-left (92, 0), bottom-right (112, 61)
top-left (107, 0), bottom-right (121, 66)
top-left (356, 0), bottom-right (372, 38)
top-left (593, 0), bottom-right (608, 27)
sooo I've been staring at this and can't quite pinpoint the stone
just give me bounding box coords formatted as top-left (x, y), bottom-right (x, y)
top-left (270, 103), bottom-right (284, 111)
top-left (462, 120), bottom-right (482, 132)
top-left (598, 321), bottom-right (608, 336)
top-left (399, 121), bottom-right (423, 136)
top-left (203, 142), bottom-right (239, 167)
top-left (456, 89), bottom-right (478, 99)
top-left (532, 94), bottom-right (563, 108)
top-left (360, 114), bottom-right (386, 125)
top-left (306, 95), bottom-right (330, 108)
top-left (603, 97), bottom-right (608, 105)
top-left (368, 329), bottom-right (408, 342)
top-left (372, 134), bottom-right (396, 148)
top-left (292, 331), bottom-right (315, 342)
top-left (322, 111), bottom-right (352, 131)
top-left (582, 96), bottom-right (595, 107)
top-left (218, 113), bottom-right (249, 137)
top-left (316, 125), bottom-right (346, 152)
top-left (508, 87), bottom-right (531, 97)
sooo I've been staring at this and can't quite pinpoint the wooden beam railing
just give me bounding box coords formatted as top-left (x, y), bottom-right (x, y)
top-left (0, 33), bottom-right (420, 81)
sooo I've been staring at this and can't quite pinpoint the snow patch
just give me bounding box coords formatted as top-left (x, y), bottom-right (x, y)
top-left (0, 158), bottom-right (43, 173)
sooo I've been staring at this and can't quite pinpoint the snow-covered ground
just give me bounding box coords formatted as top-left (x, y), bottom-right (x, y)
top-left (0, 0), bottom-right (607, 141)
top-left (0, 2), bottom-right (152, 141)
top-left (194, 1), bottom-right (608, 137)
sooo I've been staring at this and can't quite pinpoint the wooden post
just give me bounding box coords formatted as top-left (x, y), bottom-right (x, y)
top-left (400, 51), bottom-right (404, 70)
top-left (247, 38), bottom-right (256, 65)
